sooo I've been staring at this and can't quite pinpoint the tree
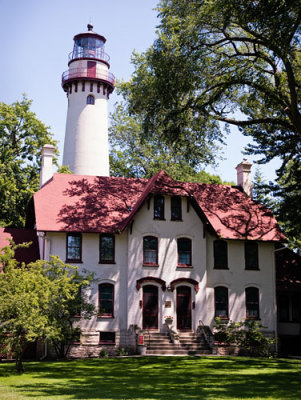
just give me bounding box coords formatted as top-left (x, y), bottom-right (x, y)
top-left (116, 0), bottom-right (301, 245)
top-left (0, 96), bottom-right (58, 227)
top-left (110, 101), bottom-right (233, 184)
top-left (0, 242), bottom-right (94, 373)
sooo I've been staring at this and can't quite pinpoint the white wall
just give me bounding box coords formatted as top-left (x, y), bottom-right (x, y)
top-left (42, 194), bottom-right (277, 336)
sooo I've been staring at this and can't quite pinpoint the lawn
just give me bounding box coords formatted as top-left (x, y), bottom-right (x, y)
top-left (0, 356), bottom-right (300, 400)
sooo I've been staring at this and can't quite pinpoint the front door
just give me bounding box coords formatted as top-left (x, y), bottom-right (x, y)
top-left (177, 286), bottom-right (192, 330)
top-left (87, 61), bottom-right (96, 78)
top-left (143, 285), bottom-right (158, 329)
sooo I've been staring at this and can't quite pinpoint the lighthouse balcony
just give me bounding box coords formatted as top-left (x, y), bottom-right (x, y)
top-left (62, 68), bottom-right (115, 91)
top-left (68, 49), bottom-right (110, 66)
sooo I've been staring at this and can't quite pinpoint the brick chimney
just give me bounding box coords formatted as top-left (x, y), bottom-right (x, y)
top-left (40, 144), bottom-right (55, 187)
top-left (235, 159), bottom-right (252, 197)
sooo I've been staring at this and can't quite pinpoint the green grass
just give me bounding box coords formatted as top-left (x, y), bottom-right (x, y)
top-left (0, 356), bottom-right (301, 400)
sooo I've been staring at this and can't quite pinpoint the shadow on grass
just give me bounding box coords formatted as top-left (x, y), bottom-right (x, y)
top-left (1, 357), bottom-right (301, 399)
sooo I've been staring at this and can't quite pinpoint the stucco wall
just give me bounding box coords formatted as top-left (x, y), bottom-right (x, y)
top-left (206, 234), bottom-right (277, 332)
top-left (43, 194), bottom-right (277, 339)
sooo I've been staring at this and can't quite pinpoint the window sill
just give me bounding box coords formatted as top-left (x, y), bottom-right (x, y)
top-left (245, 268), bottom-right (260, 271)
top-left (176, 265), bottom-right (193, 269)
top-left (99, 261), bottom-right (116, 265)
top-left (142, 264), bottom-right (159, 268)
top-left (97, 315), bottom-right (114, 319)
top-left (214, 267), bottom-right (229, 270)
top-left (246, 316), bottom-right (261, 321)
top-left (99, 342), bottom-right (116, 345)
top-left (153, 218), bottom-right (166, 221)
top-left (72, 315), bottom-right (81, 319)
top-left (65, 260), bottom-right (83, 264)
top-left (215, 316), bottom-right (229, 320)
top-left (171, 219), bottom-right (183, 222)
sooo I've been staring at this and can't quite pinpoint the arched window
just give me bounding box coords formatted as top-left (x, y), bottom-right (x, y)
top-left (214, 239), bottom-right (228, 269)
top-left (215, 286), bottom-right (228, 318)
top-left (245, 241), bottom-right (259, 270)
top-left (177, 238), bottom-right (192, 266)
top-left (99, 283), bottom-right (114, 317)
top-left (143, 236), bottom-right (158, 265)
top-left (87, 94), bottom-right (95, 105)
top-left (245, 287), bottom-right (260, 319)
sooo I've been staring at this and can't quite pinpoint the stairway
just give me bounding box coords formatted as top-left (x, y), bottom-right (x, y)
top-left (143, 331), bottom-right (212, 355)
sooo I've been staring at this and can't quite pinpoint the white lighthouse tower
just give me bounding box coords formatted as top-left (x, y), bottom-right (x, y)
top-left (62, 24), bottom-right (115, 176)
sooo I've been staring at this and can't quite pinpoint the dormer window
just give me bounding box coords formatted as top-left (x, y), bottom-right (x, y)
top-left (87, 94), bottom-right (95, 105)
top-left (214, 239), bottom-right (228, 269)
top-left (154, 195), bottom-right (164, 220)
top-left (171, 196), bottom-right (182, 220)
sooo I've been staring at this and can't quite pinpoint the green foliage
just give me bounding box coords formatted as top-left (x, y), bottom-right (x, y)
top-left (214, 318), bottom-right (276, 357)
top-left (57, 165), bottom-right (72, 174)
top-left (0, 96), bottom-right (58, 227)
top-left (119, 0), bottom-right (301, 242)
top-left (116, 347), bottom-right (129, 356)
top-left (0, 242), bottom-right (94, 372)
top-left (99, 348), bottom-right (109, 358)
top-left (110, 101), bottom-right (232, 184)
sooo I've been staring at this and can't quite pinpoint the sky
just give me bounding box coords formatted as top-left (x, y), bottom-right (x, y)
top-left (0, 0), bottom-right (281, 184)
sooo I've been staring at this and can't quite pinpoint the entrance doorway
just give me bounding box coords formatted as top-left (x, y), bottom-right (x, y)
top-left (176, 286), bottom-right (192, 330)
top-left (143, 285), bottom-right (158, 329)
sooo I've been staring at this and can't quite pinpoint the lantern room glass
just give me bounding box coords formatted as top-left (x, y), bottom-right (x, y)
top-left (73, 37), bottom-right (105, 59)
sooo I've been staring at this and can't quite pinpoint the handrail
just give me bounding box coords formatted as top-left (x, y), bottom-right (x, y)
top-left (198, 319), bottom-right (213, 347)
top-left (62, 68), bottom-right (115, 87)
top-left (68, 49), bottom-right (110, 64)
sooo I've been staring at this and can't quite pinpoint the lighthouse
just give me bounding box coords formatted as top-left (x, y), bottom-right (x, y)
top-left (61, 24), bottom-right (115, 176)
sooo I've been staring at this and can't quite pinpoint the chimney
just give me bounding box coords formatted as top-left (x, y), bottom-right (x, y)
top-left (235, 159), bottom-right (252, 197)
top-left (40, 144), bottom-right (55, 187)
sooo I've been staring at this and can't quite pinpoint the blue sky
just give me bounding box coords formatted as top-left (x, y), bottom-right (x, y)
top-left (0, 0), bottom-right (281, 183)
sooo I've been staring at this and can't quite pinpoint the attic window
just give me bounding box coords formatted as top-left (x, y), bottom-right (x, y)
top-left (245, 241), bottom-right (259, 270)
top-left (99, 235), bottom-right (115, 264)
top-left (213, 240), bottom-right (228, 269)
top-left (154, 195), bottom-right (164, 220)
top-left (171, 196), bottom-right (182, 220)
top-left (66, 233), bottom-right (82, 262)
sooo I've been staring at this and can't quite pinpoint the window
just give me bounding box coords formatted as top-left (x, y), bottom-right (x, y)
top-left (177, 238), bottom-right (192, 266)
top-left (99, 235), bottom-right (115, 263)
top-left (214, 240), bottom-right (228, 269)
top-left (99, 283), bottom-right (114, 317)
top-left (278, 294), bottom-right (290, 322)
top-left (278, 294), bottom-right (301, 322)
top-left (245, 241), bottom-right (259, 270)
top-left (171, 196), bottom-right (182, 220)
top-left (215, 286), bottom-right (229, 318)
top-left (87, 94), bottom-right (95, 104)
top-left (154, 195), bottom-right (164, 220)
top-left (99, 331), bottom-right (115, 345)
top-left (143, 236), bottom-right (158, 265)
top-left (66, 233), bottom-right (82, 262)
top-left (245, 287), bottom-right (260, 319)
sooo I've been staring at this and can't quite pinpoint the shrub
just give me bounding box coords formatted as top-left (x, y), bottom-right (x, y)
top-left (214, 318), bottom-right (276, 356)
top-left (99, 349), bottom-right (109, 358)
top-left (116, 347), bottom-right (129, 356)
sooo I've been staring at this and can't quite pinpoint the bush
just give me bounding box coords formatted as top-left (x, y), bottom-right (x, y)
top-left (99, 349), bottom-right (109, 358)
top-left (116, 347), bottom-right (129, 356)
top-left (214, 318), bottom-right (276, 356)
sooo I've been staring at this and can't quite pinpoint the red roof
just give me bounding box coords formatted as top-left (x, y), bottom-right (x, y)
top-left (33, 171), bottom-right (285, 241)
top-left (0, 228), bottom-right (40, 265)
